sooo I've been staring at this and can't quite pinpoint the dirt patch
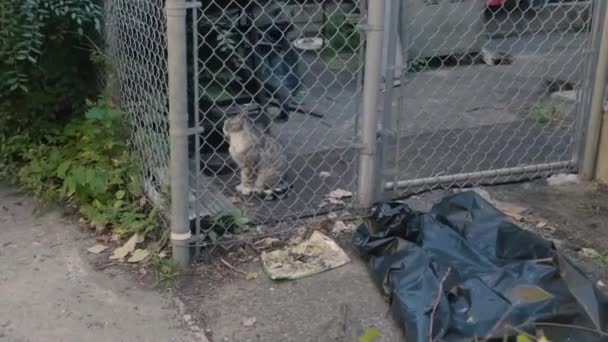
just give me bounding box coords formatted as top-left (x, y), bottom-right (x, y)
top-left (489, 181), bottom-right (608, 282)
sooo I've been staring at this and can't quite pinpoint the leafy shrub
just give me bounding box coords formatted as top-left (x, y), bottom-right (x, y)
top-left (0, 0), bottom-right (102, 136)
top-left (4, 101), bottom-right (163, 239)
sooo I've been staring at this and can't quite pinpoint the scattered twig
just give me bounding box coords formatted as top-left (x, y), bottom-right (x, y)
top-left (521, 322), bottom-right (608, 337)
top-left (530, 257), bottom-right (554, 264)
top-left (429, 267), bottom-right (451, 342)
top-left (219, 257), bottom-right (247, 275)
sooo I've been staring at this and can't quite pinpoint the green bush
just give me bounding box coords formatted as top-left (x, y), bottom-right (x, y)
top-left (0, 0), bottom-right (102, 136)
top-left (1, 100), bottom-right (163, 239)
top-left (0, 1), bottom-right (166, 243)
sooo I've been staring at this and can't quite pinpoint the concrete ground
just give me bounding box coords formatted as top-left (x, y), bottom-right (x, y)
top-left (1, 177), bottom-right (608, 342)
top-left (179, 179), bottom-right (608, 342)
top-left (0, 182), bottom-right (203, 342)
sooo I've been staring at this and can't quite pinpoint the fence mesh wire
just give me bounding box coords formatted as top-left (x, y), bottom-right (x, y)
top-left (104, 0), bottom-right (597, 252)
top-left (105, 0), bottom-right (172, 219)
top-left (188, 0), bottom-right (366, 248)
top-left (380, 0), bottom-right (594, 196)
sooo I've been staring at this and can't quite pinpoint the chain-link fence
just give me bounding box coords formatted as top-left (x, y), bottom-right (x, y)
top-left (377, 0), bottom-right (598, 197)
top-left (187, 0), bottom-right (367, 252)
top-left (104, 0), bottom-right (606, 263)
top-left (105, 0), bottom-right (172, 222)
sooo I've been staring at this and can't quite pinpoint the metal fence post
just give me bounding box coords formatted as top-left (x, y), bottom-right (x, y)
top-left (357, 0), bottom-right (386, 209)
top-left (166, 0), bottom-right (190, 267)
top-left (581, 1), bottom-right (608, 180)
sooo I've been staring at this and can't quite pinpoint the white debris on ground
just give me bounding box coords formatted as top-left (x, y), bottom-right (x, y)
top-left (319, 171), bottom-right (331, 179)
top-left (581, 247), bottom-right (600, 259)
top-left (321, 189), bottom-right (353, 207)
top-left (547, 173), bottom-right (579, 186)
top-left (469, 187), bottom-right (495, 205)
top-left (331, 220), bottom-right (356, 235)
top-left (261, 231), bottom-right (350, 280)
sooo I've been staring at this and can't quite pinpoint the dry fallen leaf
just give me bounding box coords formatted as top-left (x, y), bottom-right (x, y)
top-left (110, 233), bottom-right (141, 261)
top-left (495, 201), bottom-right (528, 216)
top-left (242, 317), bottom-right (256, 327)
top-left (245, 272), bottom-right (258, 280)
top-left (505, 212), bottom-right (524, 222)
top-left (127, 249), bottom-right (150, 263)
top-left (87, 244), bottom-right (108, 254)
top-left (254, 237), bottom-right (280, 250)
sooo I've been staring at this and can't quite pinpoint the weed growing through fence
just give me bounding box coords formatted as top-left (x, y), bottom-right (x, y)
top-left (320, 13), bottom-right (360, 64)
top-left (150, 254), bottom-right (180, 288)
top-left (531, 105), bottom-right (562, 125)
top-left (207, 208), bottom-right (252, 242)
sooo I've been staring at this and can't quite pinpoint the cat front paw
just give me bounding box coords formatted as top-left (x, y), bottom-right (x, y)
top-left (236, 184), bottom-right (253, 196)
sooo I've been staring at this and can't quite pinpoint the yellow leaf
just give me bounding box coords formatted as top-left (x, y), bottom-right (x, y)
top-left (359, 327), bottom-right (381, 342)
top-left (517, 334), bottom-right (534, 342)
top-left (245, 272), bottom-right (258, 280)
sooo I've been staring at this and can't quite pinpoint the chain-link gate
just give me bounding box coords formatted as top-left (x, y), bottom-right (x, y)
top-left (376, 0), bottom-right (598, 197)
top-left (185, 0), bottom-right (369, 251)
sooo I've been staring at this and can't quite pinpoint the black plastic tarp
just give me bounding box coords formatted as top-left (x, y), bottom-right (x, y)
top-left (353, 191), bottom-right (608, 341)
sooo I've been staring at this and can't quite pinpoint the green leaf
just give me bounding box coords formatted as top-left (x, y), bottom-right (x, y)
top-left (516, 334), bottom-right (534, 342)
top-left (358, 327), bottom-right (381, 342)
top-left (127, 178), bottom-right (142, 196)
top-left (207, 230), bottom-right (218, 243)
top-left (116, 190), bottom-right (126, 200)
top-left (85, 107), bottom-right (105, 120)
top-left (56, 160), bottom-right (71, 178)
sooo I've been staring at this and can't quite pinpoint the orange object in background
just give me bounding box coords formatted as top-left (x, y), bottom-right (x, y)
top-left (486, 0), bottom-right (506, 6)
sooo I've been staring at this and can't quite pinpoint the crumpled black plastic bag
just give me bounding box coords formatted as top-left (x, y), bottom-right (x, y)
top-left (353, 191), bottom-right (608, 341)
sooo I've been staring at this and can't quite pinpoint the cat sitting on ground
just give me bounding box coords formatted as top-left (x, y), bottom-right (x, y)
top-left (222, 111), bottom-right (291, 200)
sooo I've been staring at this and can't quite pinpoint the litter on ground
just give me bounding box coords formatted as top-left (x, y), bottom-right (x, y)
top-left (547, 173), bottom-right (579, 186)
top-left (321, 189), bottom-right (353, 207)
top-left (86, 244), bottom-right (108, 254)
top-left (354, 191), bottom-right (608, 341)
top-left (110, 233), bottom-right (142, 261)
top-left (331, 220), bottom-right (356, 234)
top-left (261, 231), bottom-right (350, 280)
top-left (127, 249), bottom-right (150, 263)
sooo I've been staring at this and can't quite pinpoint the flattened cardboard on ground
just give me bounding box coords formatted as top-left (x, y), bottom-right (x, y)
top-left (261, 231), bottom-right (350, 280)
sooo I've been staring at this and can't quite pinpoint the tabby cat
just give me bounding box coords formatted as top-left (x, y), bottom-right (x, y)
top-left (222, 112), bottom-right (291, 200)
